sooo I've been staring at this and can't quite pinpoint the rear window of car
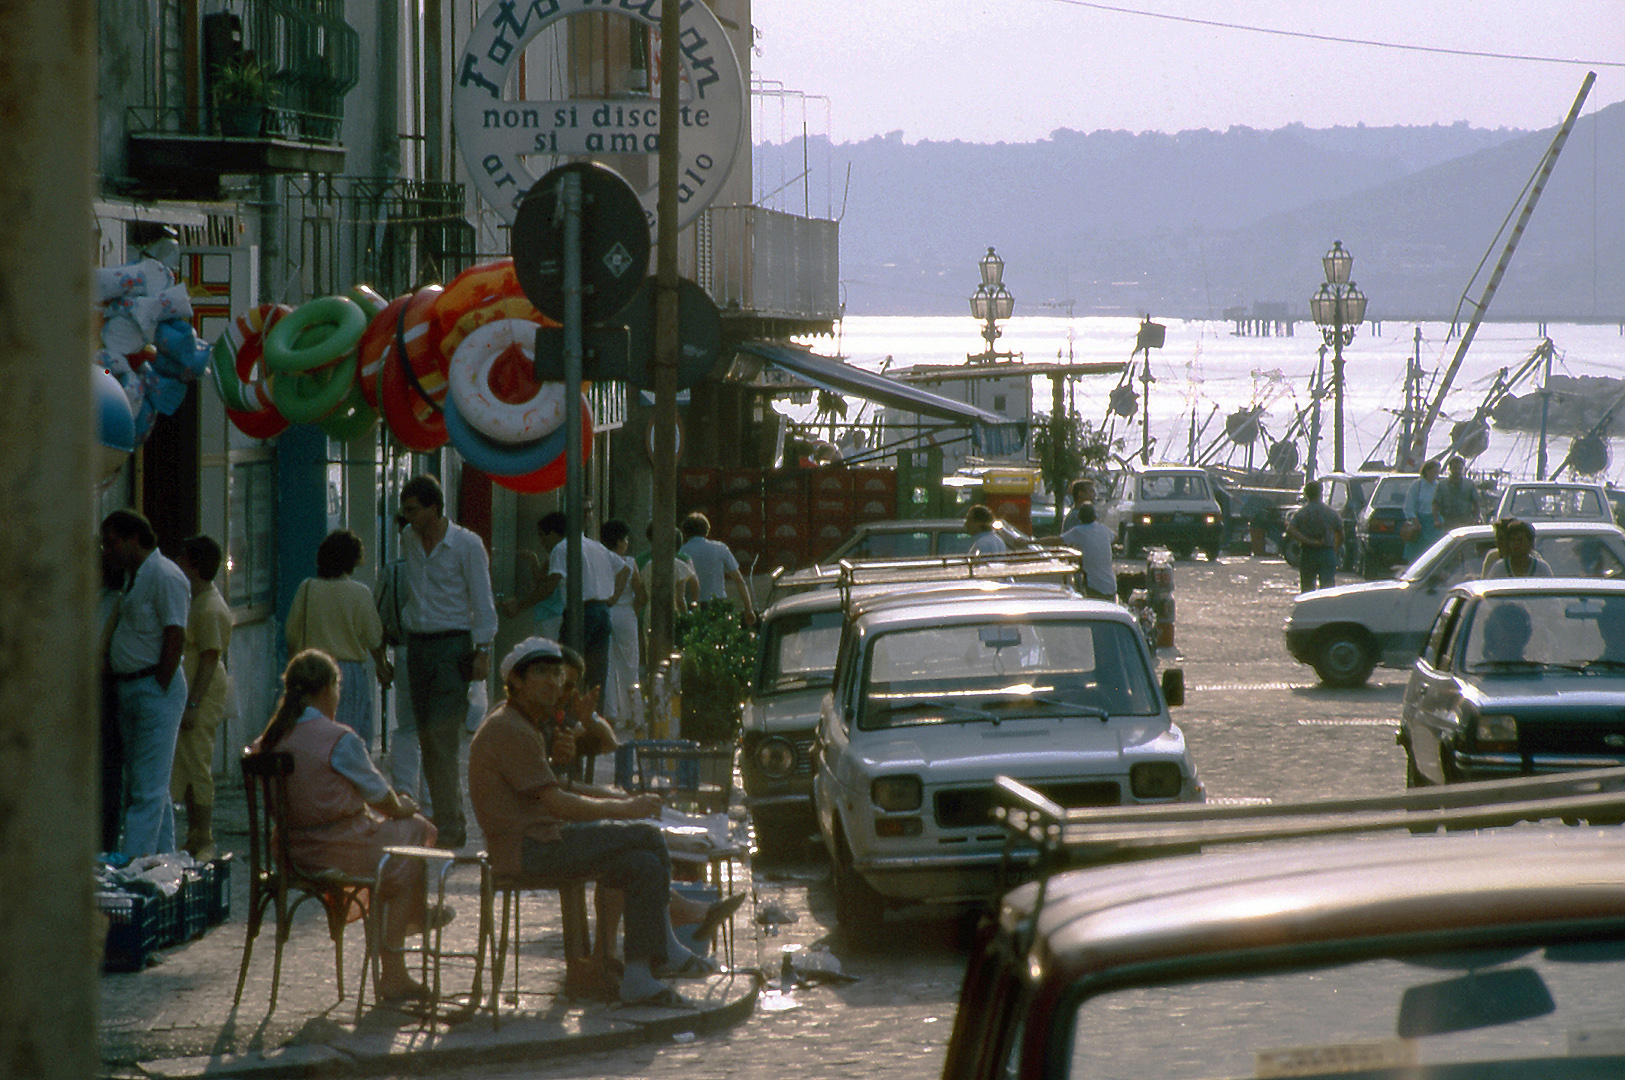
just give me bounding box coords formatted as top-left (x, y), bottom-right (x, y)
top-left (849, 530), bottom-right (933, 559)
top-left (757, 608), bottom-right (845, 693)
top-left (1370, 477), bottom-right (1416, 508)
top-left (858, 617), bottom-right (1159, 728)
top-left (1502, 486), bottom-right (1608, 521)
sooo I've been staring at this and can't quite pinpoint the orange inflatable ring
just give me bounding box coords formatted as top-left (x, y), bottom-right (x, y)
top-left (224, 319), bottom-right (292, 439)
top-left (210, 303), bottom-right (291, 414)
top-left (429, 258), bottom-right (547, 361)
top-left (448, 318), bottom-right (569, 444)
top-left (378, 285), bottom-right (449, 452)
top-left (357, 293), bottom-right (411, 408)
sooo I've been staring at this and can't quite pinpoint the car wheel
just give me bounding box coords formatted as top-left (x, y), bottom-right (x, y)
top-left (832, 829), bottom-right (887, 950)
top-left (1312, 629), bottom-right (1376, 687)
top-left (1205, 546), bottom-right (1222, 562)
top-left (1281, 537), bottom-right (1302, 568)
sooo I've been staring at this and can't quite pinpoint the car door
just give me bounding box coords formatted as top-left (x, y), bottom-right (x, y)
top-left (1405, 595), bottom-right (1470, 783)
top-left (812, 626), bottom-right (861, 846)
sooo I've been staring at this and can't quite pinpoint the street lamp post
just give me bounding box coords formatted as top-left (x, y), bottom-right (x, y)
top-left (968, 246), bottom-right (1015, 363)
top-left (1309, 240), bottom-right (1369, 473)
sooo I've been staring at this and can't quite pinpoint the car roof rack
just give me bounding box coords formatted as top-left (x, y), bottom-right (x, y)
top-left (993, 767), bottom-right (1625, 937)
top-left (833, 549), bottom-right (1085, 610)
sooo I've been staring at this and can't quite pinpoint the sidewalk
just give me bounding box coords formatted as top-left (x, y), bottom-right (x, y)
top-left (99, 750), bottom-right (760, 1079)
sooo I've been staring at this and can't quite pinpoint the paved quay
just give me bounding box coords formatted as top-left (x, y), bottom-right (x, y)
top-left (98, 755), bottom-right (760, 1079)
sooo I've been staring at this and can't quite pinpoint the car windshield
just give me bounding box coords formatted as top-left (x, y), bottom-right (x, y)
top-left (1404, 534), bottom-right (1625, 584)
top-left (1139, 474), bottom-right (1209, 500)
top-left (844, 529), bottom-right (934, 559)
top-left (757, 608), bottom-right (844, 692)
top-left (1063, 939), bottom-right (1625, 1079)
top-left (1461, 593), bottom-right (1625, 675)
top-left (858, 617), bottom-right (1158, 729)
top-left (1502, 486), bottom-right (1608, 521)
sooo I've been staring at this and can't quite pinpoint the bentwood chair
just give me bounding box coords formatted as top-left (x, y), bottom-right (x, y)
top-left (234, 749), bottom-right (374, 1013)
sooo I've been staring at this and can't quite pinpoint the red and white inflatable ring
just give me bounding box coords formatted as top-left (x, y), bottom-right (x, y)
top-left (448, 318), bottom-right (567, 445)
top-left (378, 285), bottom-right (449, 452)
top-left (357, 293), bottom-right (411, 409)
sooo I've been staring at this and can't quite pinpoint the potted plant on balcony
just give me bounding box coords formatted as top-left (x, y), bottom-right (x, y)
top-left (211, 58), bottom-right (274, 138)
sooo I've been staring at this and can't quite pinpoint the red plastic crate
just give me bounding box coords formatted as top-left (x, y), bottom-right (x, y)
top-left (853, 496), bottom-right (893, 520)
top-left (720, 495), bottom-right (762, 521)
top-left (768, 520), bottom-right (807, 543)
top-left (849, 467), bottom-right (897, 497)
top-left (807, 469), bottom-right (851, 495)
top-left (810, 494), bottom-right (850, 518)
top-left (767, 540), bottom-right (806, 571)
top-left (719, 467), bottom-right (763, 495)
top-left (764, 490), bottom-right (807, 520)
top-left (679, 467), bottom-right (719, 500)
top-left (721, 520), bottom-right (763, 544)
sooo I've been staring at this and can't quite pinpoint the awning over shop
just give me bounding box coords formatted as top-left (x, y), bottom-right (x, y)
top-left (736, 341), bottom-right (1026, 457)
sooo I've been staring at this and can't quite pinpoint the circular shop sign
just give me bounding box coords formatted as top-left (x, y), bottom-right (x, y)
top-left (453, 0), bottom-right (745, 233)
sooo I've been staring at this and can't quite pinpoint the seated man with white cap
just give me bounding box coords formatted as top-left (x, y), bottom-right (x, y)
top-left (468, 636), bottom-right (705, 1005)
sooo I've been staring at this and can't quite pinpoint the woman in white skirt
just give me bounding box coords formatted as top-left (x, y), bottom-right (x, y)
top-left (600, 519), bottom-right (646, 733)
top-left (286, 529), bottom-right (393, 750)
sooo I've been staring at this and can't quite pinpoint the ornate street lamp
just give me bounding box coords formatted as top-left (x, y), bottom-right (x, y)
top-left (969, 247), bottom-right (1015, 362)
top-left (1310, 241), bottom-right (1369, 472)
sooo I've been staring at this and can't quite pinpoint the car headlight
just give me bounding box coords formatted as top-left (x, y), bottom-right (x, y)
top-left (1130, 762), bottom-right (1184, 799)
top-left (871, 775), bottom-right (923, 811)
top-left (754, 737), bottom-right (796, 779)
top-left (1139, 514), bottom-right (1153, 526)
top-left (1203, 514), bottom-right (1218, 524)
top-left (1473, 713), bottom-right (1519, 751)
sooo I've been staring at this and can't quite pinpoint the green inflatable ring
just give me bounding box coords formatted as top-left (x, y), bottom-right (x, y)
top-left (272, 352), bottom-right (358, 424)
top-left (318, 380), bottom-right (378, 441)
top-left (263, 295), bottom-right (369, 375)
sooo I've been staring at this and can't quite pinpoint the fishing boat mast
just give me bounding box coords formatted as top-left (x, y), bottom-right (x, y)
top-left (1408, 72), bottom-right (1595, 467)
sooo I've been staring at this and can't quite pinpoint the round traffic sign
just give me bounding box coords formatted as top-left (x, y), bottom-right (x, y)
top-left (511, 163), bottom-right (651, 325)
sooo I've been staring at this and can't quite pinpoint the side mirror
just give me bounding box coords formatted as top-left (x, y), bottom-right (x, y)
top-left (1161, 668), bottom-right (1185, 707)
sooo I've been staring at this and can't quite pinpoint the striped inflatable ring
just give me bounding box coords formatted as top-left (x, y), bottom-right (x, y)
top-left (448, 318), bottom-right (568, 445)
top-left (224, 332), bottom-right (290, 441)
top-left (348, 283), bottom-right (388, 316)
top-left (356, 293), bottom-right (411, 408)
top-left (263, 295), bottom-right (370, 375)
top-left (378, 285), bottom-right (449, 452)
top-left (488, 406), bottom-right (591, 494)
top-left (430, 258), bottom-right (548, 361)
top-left (209, 303), bottom-right (291, 414)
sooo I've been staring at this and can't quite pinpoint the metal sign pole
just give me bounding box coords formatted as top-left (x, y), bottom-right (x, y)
top-left (563, 170), bottom-right (585, 653)
top-left (649, 0), bottom-right (681, 666)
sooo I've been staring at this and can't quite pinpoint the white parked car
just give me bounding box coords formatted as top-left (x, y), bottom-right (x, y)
top-left (813, 585), bottom-right (1200, 945)
top-left (1494, 480), bottom-right (1614, 524)
top-left (1284, 521), bottom-right (1625, 686)
top-left (1099, 465), bottom-right (1225, 560)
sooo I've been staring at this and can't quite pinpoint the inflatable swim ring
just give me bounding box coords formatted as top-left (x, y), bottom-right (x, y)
top-left (442, 390), bottom-right (591, 479)
top-left (271, 351), bottom-right (358, 425)
top-left (318, 379), bottom-right (378, 441)
top-left (447, 318), bottom-right (569, 445)
top-left (430, 259), bottom-right (549, 361)
top-left (263, 295), bottom-right (370, 375)
top-left (356, 293), bottom-right (411, 409)
top-left (378, 285), bottom-right (449, 452)
top-left (209, 303), bottom-right (291, 415)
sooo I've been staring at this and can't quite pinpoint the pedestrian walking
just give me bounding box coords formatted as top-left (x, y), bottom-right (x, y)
top-left (286, 528), bottom-right (393, 750)
top-left (1433, 455), bottom-right (1482, 530)
top-left (397, 474), bottom-right (498, 851)
top-left (1402, 460), bottom-right (1443, 563)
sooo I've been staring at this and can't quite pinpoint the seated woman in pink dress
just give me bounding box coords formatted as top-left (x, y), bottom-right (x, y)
top-left (254, 649), bottom-right (441, 1002)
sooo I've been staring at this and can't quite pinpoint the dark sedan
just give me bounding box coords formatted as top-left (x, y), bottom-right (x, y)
top-left (1401, 578), bottom-right (1625, 786)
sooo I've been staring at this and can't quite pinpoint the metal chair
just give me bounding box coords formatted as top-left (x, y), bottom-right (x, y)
top-left (481, 860), bottom-right (595, 1028)
top-left (355, 845), bottom-right (489, 1026)
top-left (233, 749), bottom-right (374, 1012)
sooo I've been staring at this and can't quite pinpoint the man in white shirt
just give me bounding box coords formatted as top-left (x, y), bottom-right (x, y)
top-left (678, 512), bottom-right (756, 625)
top-left (1058, 503), bottom-right (1117, 600)
top-left (502, 510), bottom-right (620, 695)
top-left (398, 474), bottom-right (499, 850)
top-left (102, 509), bottom-right (190, 856)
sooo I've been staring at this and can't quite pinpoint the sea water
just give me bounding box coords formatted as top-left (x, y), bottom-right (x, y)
top-left (793, 315), bottom-right (1625, 483)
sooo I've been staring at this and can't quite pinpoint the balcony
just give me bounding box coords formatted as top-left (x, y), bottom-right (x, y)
top-left (690, 206), bottom-right (840, 339)
top-left (127, 106), bottom-right (347, 197)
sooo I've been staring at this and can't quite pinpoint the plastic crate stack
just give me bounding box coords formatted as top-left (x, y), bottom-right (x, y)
top-left (98, 853), bottom-right (233, 972)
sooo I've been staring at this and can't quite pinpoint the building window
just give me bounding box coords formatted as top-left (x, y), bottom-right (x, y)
top-left (993, 394), bottom-right (1006, 412)
top-left (227, 455), bottom-right (276, 611)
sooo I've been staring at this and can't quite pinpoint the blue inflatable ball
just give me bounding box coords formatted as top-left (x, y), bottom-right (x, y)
top-left (95, 365), bottom-right (136, 452)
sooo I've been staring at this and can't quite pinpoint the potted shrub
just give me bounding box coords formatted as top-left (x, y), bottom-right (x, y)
top-left (211, 58), bottom-right (274, 137)
top-left (676, 600), bottom-right (756, 746)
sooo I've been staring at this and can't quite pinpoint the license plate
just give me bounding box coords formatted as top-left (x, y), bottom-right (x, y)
top-left (1173, 513), bottom-right (1195, 523)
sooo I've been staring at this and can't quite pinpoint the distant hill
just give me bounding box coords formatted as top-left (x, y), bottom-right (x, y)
top-left (756, 103), bottom-right (1624, 320)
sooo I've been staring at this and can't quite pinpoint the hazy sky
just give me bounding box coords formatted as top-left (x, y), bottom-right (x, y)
top-left (750, 0), bottom-right (1625, 144)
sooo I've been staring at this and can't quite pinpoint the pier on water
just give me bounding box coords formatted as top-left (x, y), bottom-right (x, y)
top-left (1225, 302), bottom-right (1297, 337)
